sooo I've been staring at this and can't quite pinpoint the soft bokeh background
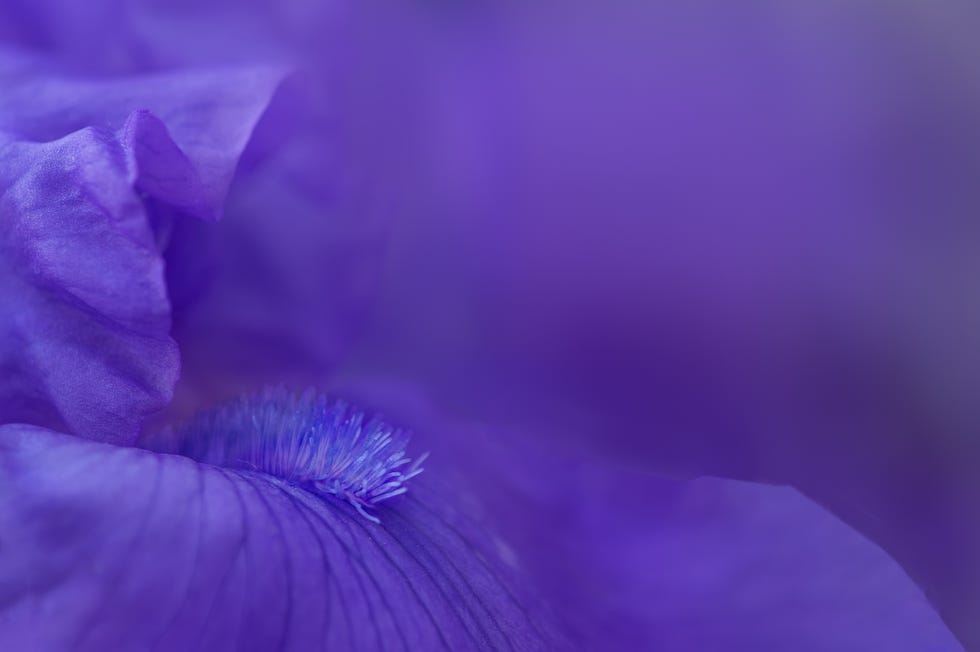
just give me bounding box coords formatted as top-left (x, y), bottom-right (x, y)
top-left (2, 0), bottom-right (979, 649)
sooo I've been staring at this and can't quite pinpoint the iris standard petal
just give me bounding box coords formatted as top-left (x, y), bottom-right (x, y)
top-left (0, 52), bottom-right (287, 443)
top-left (0, 126), bottom-right (177, 444)
top-left (0, 423), bottom-right (568, 651)
top-left (0, 50), bottom-right (286, 221)
top-left (163, 129), bottom-right (386, 412)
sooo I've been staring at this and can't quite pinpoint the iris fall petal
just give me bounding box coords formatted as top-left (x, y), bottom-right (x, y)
top-left (0, 423), bottom-right (568, 651)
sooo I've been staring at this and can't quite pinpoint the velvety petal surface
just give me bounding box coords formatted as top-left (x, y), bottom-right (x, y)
top-left (0, 423), bottom-right (567, 651)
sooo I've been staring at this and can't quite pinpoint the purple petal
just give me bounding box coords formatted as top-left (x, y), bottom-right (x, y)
top-left (0, 423), bottom-right (568, 651)
top-left (163, 133), bottom-right (385, 413)
top-left (541, 472), bottom-right (965, 651)
top-left (324, 379), bottom-right (966, 650)
top-left (0, 50), bottom-right (286, 220)
top-left (0, 127), bottom-right (177, 444)
top-left (0, 52), bottom-right (287, 443)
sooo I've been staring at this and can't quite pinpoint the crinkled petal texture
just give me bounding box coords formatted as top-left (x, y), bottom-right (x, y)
top-left (0, 52), bottom-right (286, 221)
top-left (0, 51), bottom-right (284, 443)
top-left (0, 127), bottom-right (177, 444)
top-left (0, 424), bottom-right (567, 652)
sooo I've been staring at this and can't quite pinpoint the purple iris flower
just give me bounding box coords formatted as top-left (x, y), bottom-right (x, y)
top-left (0, 1), bottom-right (978, 650)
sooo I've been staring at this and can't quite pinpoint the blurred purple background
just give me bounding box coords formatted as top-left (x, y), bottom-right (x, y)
top-left (2, 1), bottom-right (979, 649)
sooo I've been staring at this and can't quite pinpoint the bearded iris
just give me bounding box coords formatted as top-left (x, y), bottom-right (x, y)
top-left (0, 1), bottom-right (978, 651)
top-left (170, 387), bottom-right (428, 523)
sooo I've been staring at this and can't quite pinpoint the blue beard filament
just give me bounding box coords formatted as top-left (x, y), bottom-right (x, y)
top-left (172, 387), bottom-right (427, 523)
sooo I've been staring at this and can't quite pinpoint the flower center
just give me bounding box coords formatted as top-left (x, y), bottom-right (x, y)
top-left (173, 387), bottom-right (426, 522)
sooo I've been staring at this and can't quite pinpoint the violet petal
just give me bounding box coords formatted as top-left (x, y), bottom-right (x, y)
top-left (0, 52), bottom-right (286, 443)
top-left (324, 379), bottom-right (967, 650)
top-left (0, 50), bottom-right (286, 221)
top-left (0, 127), bottom-right (177, 444)
top-left (163, 131), bottom-right (386, 412)
top-left (0, 424), bottom-right (568, 651)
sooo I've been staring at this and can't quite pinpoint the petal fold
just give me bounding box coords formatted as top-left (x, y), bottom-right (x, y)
top-left (0, 49), bottom-right (286, 220)
top-left (0, 50), bottom-right (287, 443)
top-left (0, 128), bottom-right (177, 443)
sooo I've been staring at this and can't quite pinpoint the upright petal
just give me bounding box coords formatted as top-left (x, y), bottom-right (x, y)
top-left (0, 127), bottom-right (177, 443)
top-left (0, 50), bottom-right (287, 220)
top-left (163, 127), bottom-right (386, 413)
top-left (0, 51), bottom-right (287, 443)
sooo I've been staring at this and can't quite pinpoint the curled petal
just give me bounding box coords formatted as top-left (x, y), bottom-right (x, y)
top-left (0, 424), bottom-right (568, 651)
top-left (0, 52), bottom-right (287, 443)
top-left (0, 50), bottom-right (286, 220)
top-left (0, 127), bottom-right (177, 443)
top-left (2, 50), bottom-right (360, 415)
